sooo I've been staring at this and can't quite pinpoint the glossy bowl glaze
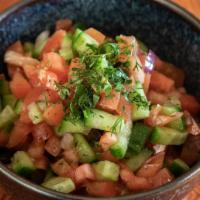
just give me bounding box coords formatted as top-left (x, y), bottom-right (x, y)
top-left (0, 0), bottom-right (200, 199)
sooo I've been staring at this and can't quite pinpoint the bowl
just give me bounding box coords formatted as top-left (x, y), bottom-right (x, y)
top-left (0, 0), bottom-right (200, 199)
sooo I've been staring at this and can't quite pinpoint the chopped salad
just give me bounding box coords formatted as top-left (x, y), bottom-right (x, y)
top-left (0, 19), bottom-right (200, 197)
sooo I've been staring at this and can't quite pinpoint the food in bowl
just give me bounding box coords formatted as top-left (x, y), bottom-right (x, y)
top-left (0, 19), bottom-right (200, 197)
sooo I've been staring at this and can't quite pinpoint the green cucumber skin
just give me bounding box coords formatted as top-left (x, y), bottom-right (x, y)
top-left (128, 122), bottom-right (151, 154)
top-left (14, 100), bottom-right (23, 114)
top-left (2, 95), bottom-right (17, 108)
top-left (84, 109), bottom-right (123, 134)
top-left (11, 151), bottom-right (36, 178)
top-left (170, 159), bottom-right (190, 176)
top-left (151, 127), bottom-right (187, 145)
top-left (42, 177), bottom-right (75, 193)
top-left (56, 120), bottom-right (90, 136)
top-left (74, 134), bottom-right (96, 163)
top-left (125, 149), bottom-right (153, 171)
top-left (0, 105), bottom-right (17, 129)
top-left (93, 160), bottom-right (120, 181)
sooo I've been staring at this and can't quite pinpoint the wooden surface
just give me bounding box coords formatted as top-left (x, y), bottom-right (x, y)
top-left (0, 0), bottom-right (200, 200)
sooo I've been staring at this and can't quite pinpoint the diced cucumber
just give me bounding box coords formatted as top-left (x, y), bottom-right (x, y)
top-left (59, 34), bottom-right (74, 60)
top-left (73, 28), bottom-right (99, 55)
top-left (42, 177), bottom-right (75, 193)
top-left (73, 133), bottom-right (96, 163)
top-left (132, 82), bottom-right (150, 121)
top-left (14, 100), bottom-right (23, 114)
top-left (56, 119), bottom-right (90, 136)
top-left (28, 102), bottom-right (43, 124)
top-left (151, 127), bottom-right (188, 145)
top-left (110, 122), bottom-right (132, 159)
top-left (84, 109), bottom-right (123, 134)
top-left (125, 148), bottom-right (153, 171)
top-left (2, 94), bottom-right (17, 108)
top-left (11, 151), bottom-right (36, 178)
top-left (0, 80), bottom-right (10, 95)
top-left (160, 105), bottom-right (185, 131)
top-left (170, 158), bottom-right (190, 176)
top-left (128, 122), bottom-right (151, 154)
top-left (93, 160), bottom-right (120, 181)
top-left (36, 101), bottom-right (47, 111)
top-left (0, 105), bottom-right (17, 129)
top-left (44, 169), bottom-right (55, 182)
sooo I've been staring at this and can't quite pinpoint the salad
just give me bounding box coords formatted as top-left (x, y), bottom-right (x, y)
top-left (0, 19), bottom-right (200, 197)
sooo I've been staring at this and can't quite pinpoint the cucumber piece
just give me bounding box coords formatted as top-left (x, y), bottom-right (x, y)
top-left (84, 109), bottom-right (123, 134)
top-left (2, 94), bottom-right (17, 108)
top-left (110, 122), bottom-right (132, 159)
top-left (11, 151), bottom-right (36, 178)
top-left (56, 119), bottom-right (90, 135)
top-left (73, 28), bottom-right (99, 55)
top-left (93, 160), bottom-right (120, 181)
top-left (42, 177), bottom-right (75, 193)
top-left (128, 122), bottom-right (151, 154)
top-left (28, 102), bottom-right (43, 124)
top-left (161, 105), bottom-right (185, 131)
top-left (14, 100), bottom-right (23, 114)
top-left (59, 34), bottom-right (74, 60)
top-left (74, 133), bottom-right (96, 163)
top-left (44, 169), bottom-right (55, 182)
top-left (24, 42), bottom-right (34, 55)
top-left (132, 82), bottom-right (150, 121)
top-left (170, 158), bottom-right (190, 176)
top-left (151, 127), bottom-right (188, 145)
top-left (37, 101), bottom-right (47, 111)
top-left (0, 80), bottom-right (10, 95)
top-left (0, 105), bottom-right (17, 129)
top-left (125, 148), bottom-right (153, 171)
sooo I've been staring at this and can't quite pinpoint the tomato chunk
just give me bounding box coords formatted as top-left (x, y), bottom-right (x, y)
top-left (10, 72), bottom-right (32, 99)
top-left (85, 28), bottom-right (105, 44)
top-left (43, 103), bottom-right (64, 126)
top-left (150, 71), bottom-right (175, 93)
top-left (86, 181), bottom-right (120, 197)
top-left (45, 136), bottom-right (61, 157)
top-left (51, 159), bottom-right (71, 177)
top-left (41, 30), bottom-right (66, 56)
top-left (180, 94), bottom-right (200, 116)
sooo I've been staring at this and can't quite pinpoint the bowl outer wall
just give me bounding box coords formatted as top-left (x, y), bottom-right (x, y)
top-left (0, 0), bottom-right (200, 199)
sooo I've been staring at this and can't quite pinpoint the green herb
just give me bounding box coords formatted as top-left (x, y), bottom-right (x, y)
top-left (135, 60), bottom-right (142, 71)
top-left (55, 82), bottom-right (70, 100)
top-left (111, 117), bottom-right (123, 133)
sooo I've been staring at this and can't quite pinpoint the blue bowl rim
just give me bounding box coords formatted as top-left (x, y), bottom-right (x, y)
top-left (0, 0), bottom-right (200, 199)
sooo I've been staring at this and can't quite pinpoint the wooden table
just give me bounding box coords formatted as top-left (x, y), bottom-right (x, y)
top-left (0, 0), bottom-right (200, 199)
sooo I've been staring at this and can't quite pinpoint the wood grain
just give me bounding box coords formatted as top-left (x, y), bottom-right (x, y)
top-left (0, 0), bottom-right (200, 200)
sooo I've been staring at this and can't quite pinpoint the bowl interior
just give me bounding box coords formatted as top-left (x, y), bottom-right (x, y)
top-left (0, 0), bottom-right (200, 199)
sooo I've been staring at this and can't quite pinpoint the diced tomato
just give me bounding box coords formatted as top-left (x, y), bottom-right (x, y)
top-left (45, 136), bottom-right (61, 157)
top-left (86, 181), bottom-right (120, 197)
top-left (116, 95), bottom-right (132, 122)
top-left (147, 90), bottom-right (168, 105)
top-left (63, 149), bottom-right (79, 164)
top-left (75, 164), bottom-right (96, 184)
top-left (44, 89), bottom-right (61, 103)
top-left (155, 60), bottom-right (185, 87)
top-left (41, 30), bottom-right (66, 57)
top-left (42, 52), bottom-right (68, 83)
top-left (32, 123), bottom-right (53, 144)
top-left (51, 158), bottom-right (71, 177)
top-left (99, 132), bottom-right (117, 151)
top-left (85, 28), bottom-right (105, 44)
top-left (19, 109), bottom-right (32, 124)
top-left (28, 142), bottom-right (45, 159)
top-left (97, 90), bottom-right (120, 114)
top-left (7, 121), bottom-right (32, 148)
top-left (10, 72), bottom-right (32, 99)
top-left (120, 168), bottom-right (152, 191)
top-left (0, 130), bottom-right (9, 146)
top-left (148, 168), bottom-right (173, 189)
top-left (43, 103), bottom-right (64, 126)
top-left (24, 87), bottom-right (44, 106)
top-left (56, 19), bottom-right (73, 31)
top-left (136, 152), bottom-right (165, 178)
top-left (23, 64), bottom-right (39, 86)
top-left (180, 94), bottom-right (200, 116)
top-left (150, 71), bottom-right (175, 93)
top-left (34, 156), bottom-right (49, 170)
top-left (100, 151), bottom-right (119, 163)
